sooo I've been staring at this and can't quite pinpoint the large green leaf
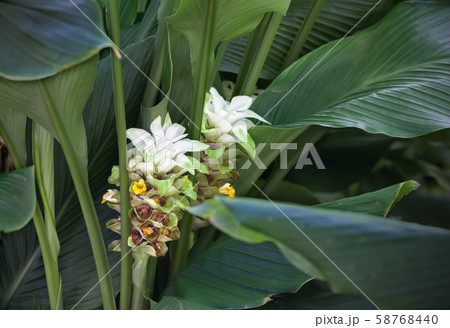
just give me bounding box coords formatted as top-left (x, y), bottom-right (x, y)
top-left (165, 180), bottom-right (417, 309)
top-left (251, 2), bottom-right (450, 137)
top-left (317, 180), bottom-right (419, 217)
top-left (221, 0), bottom-right (396, 79)
top-left (0, 37), bottom-right (155, 309)
top-left (0, 167), bottom-right (35, 233)
top-left (0, 56), bottom-right (98, 180)
top-left (164, 236), bottom-right (311, 309)
top-left (236, 2), bottom-right (450, 194)
top-left (190, 196), bottom-right (450, 309)
top-left (0, 0), bottom-right (111, 80)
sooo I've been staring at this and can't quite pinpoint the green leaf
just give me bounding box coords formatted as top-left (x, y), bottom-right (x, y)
top-left (221, 0), bottom-right (395, 79)
top-left (252, 2), bottom-right (450, 138)
top-left (120, 0), bottom-right (138, 27)
top-left (0, 0), bottom-right (111, 80)
top-left (167, 0), bottom-right (291, 74)
top-left (0, 56), bottom-right (98, 180)
top-left (190, 196), bottom-right (450, 309)
top-left (0, 167), bottom-right (36, 233)
top-left (33, 124), bottom-right (60, 260)
top-left (317, 181), bottom-right (419, 217)
top-left (164, 236), bottom-right (311, 309)
top-left (163, 25), bottom-right (193, 123)
top-left (136, 0), bottom-right (160, 42)
top-left (0, 37), bottom-right (154, 309)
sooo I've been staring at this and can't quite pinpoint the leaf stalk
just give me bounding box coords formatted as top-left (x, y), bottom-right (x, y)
top-left (107, 0), bottom-right (133, 310)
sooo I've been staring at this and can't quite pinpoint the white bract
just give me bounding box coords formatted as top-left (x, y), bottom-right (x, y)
top-left (127, 114), bottom-right (208, 178)
top-left (202, 87), bottom-right (269, 152)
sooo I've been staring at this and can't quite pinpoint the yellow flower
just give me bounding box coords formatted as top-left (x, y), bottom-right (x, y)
top-left (142, 227), bottom-right (153, 236)
top-left (133, 179), bottom-right (147, 195)
top-left (161, 229), bottom-right (168, 236)
top-left (219, 183), bottom-right (235, 197)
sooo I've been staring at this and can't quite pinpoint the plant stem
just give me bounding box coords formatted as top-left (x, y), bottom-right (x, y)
top-left (37, 80), bottom-right (116, 310)
top-left (130, 257), bottom-right (157, 309)
top-left (130, 256), bottom-right (148, 310)
top-left (280, 0), bottom-right (326, 71)
top-left (233, 12), bottom-right (283, 97)
top-left (262, 126), bottom-right (327, 195)
top-left (107, 0), bottom-right (133, 310)
top-left (169, 213), bottom-right (193, 281)
top-left (131, 285), bottom-right (146, 309)
top-left (32, 207), bottom-right (62, 309)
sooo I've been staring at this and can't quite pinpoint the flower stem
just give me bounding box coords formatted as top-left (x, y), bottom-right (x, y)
top-left (37, 80), bottom-right (116, 310)
top-left (233, 12), bottom-right (283, 97)
top-left (107, 0), bottom-right (133, 310)
top-left (280, 0), bottom-right (326, 71)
